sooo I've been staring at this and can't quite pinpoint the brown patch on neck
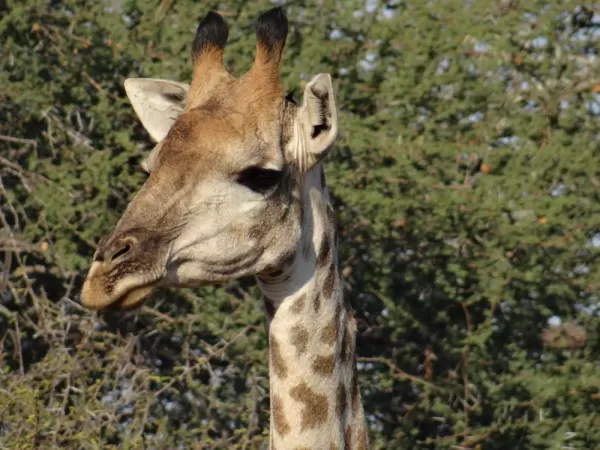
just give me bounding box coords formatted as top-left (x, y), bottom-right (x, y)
top-left (272, 394), bottom-right (290, 437)
top-left (312, 354), bottom-right (336, 376)
top-left (270, 335), bottom-right (288, 379)
top-left (313, 292), bottom-right (322, 312)
top-left (321, 322), bottom-right (338, 346)
top-left (290, 293), bottom-right (306, 314)
top-left (322, 262), bottom-right (337, 299)
top-left (291, 325), bottom-right (309, 355)
top-left (289, 381), bottom-right (329, 431)
top-left (321, 302), bottom-right (342, 346)
top-left (317, 235), bottom-right (332, 268)
top-left (340, 323), bottom-right (354, 364)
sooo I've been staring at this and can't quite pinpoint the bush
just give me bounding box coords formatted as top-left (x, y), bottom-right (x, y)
top-left (1, 1), bottom-right (599, 448)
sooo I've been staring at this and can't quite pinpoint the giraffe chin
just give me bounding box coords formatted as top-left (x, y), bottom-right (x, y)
top-left (80, 275), bottom-right (154, 311)
top-left (109, 286), bottom-right (153, 311)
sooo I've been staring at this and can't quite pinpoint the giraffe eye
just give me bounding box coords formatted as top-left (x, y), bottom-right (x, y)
top-left (237, 167), bottom-right (283, 194)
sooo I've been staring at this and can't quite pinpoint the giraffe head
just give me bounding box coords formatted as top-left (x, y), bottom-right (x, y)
top-left (80, 8), bottom-right (338, 310)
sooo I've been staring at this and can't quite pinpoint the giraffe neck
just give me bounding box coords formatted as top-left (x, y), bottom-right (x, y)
top-left (257, 165), bottom-right (369, 450)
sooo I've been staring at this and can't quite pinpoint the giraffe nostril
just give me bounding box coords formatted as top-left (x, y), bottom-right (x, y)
top-left (109, 242), bottom-right (132, 263)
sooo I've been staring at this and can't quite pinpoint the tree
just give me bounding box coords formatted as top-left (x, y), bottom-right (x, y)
top-left (1, 1), bottom-right (598, 449)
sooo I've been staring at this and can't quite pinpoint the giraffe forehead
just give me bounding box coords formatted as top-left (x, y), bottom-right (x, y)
top-left (158, 108), bottom-right (282, 172)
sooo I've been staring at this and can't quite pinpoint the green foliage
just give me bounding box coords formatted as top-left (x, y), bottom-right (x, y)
top-left (1, 0), bottom-right (599, 449)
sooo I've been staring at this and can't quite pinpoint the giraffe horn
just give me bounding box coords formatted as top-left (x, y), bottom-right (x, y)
top-left (247, 7), bottom-right (288, 84)
top-left (188, 11), bottom-right (229, 98)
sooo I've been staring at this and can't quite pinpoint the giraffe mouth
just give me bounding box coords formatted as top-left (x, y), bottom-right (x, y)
top-left (81, 278), bottom-right (156, 311)
top-left (80, 261), bottom-right (159, 310)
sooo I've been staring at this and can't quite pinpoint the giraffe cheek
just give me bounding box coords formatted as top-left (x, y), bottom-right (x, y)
top-left (165, 260), bottom-right (209, 286)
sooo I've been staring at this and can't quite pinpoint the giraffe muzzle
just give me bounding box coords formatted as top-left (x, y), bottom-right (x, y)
top-left (80, 230), bottom-right (165, 310)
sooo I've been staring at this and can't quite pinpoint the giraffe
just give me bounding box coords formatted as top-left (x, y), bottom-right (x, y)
top-left (80, 8), bottom-right (369, 449)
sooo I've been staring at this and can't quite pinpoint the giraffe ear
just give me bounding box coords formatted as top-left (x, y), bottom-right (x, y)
top-left (124, 78), bottom-right (190, 142)
top-left (297, 73), bottom-right (338, 170)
